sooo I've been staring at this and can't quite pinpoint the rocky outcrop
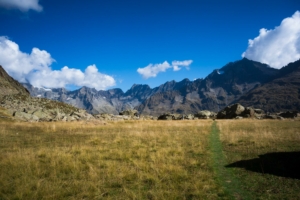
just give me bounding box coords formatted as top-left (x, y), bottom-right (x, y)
top-left (216, 103), bottom-right (300, 120)
top-left (0, 94), bottom-right (95, 122)
top-left (216, 104), bottom-right (255, 119)
top-left (157, 113), bottom-right (195, 120)
top-left (194, 110), bottom-right (216, 119)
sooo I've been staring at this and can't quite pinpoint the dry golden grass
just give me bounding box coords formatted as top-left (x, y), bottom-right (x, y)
top-left (218, 119), bottom-right (300, 159)
top-left (0, 120), bottom-right (223, 199)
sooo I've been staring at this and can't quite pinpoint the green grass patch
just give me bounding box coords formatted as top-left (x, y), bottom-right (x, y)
top-left (218, 120), bottom-right (300, 200)
top-left (210, 122), bottom-right (251, 200)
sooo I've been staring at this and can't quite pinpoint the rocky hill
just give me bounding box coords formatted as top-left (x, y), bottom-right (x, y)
top-left (0, 65), bottom-right (94, 122)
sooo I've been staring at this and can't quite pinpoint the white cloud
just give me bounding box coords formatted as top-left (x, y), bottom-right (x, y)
top-left (0, 36), bottom-right (116, 90)
top-left (137, 60), bottom-right (193, 79)
top-left (137, 61), bottom-right (171, 79)
top-left (172, 60), bottom-right (193, 71)
top-left (0, 0), bottom-right (43, 12)
top-left (242, 11), bottom-right (300, 69)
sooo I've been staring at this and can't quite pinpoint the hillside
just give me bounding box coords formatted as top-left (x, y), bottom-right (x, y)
top-left (0, 65), bottom-right (93, 122)
top-left (137, 58), bottom-right (278, 115)
top-left (237, 59), bottom-right (300, 112)
top-left (0, 65), bottom-right (30, 98)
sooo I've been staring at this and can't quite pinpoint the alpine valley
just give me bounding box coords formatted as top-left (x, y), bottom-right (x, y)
top-left (22, 58), bottom-right (300, 116)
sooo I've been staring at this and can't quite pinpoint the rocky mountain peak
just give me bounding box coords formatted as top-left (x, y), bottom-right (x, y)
top-left (206, 58), bottom-right (279, 86)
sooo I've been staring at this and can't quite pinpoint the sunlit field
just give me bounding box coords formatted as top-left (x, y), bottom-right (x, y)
top-left (1, 118), bottom-right (300, 199)
top-left (0, 120), bottom-right (223, 200)
top-left (218, 119), bottom-right (300, 199)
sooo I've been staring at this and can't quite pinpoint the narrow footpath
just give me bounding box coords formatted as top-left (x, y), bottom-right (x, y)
top-left (210, 121), bottom-right (251, 200)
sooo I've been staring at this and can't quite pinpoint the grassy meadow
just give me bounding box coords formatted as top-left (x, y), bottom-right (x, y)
top-left (0, 120), bottom-right (224, 200)
top-left (0, 118), bottom-right (300, 199)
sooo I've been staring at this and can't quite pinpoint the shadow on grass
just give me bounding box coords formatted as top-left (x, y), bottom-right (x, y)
top-left (226, 151), bottom-right (300, 179)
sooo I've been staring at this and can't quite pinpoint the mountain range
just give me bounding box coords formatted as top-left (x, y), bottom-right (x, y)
top-left (21, 58), bottom-right (300, 116)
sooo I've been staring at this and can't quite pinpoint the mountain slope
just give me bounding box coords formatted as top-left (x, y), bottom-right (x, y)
top-left (137, 58), bottom-right (279, 115)
top-left (0, 65), bottom-right (30, 98)
top-left (237, 59), bottom-right (300, 112)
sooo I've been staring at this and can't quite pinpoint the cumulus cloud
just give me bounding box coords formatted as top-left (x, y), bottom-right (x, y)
top-left (172, 60), bottom-right (193, 71)
top-left (0, 0), bottom-right (43, 12)
top-left (137, 60), bottom-right (193, 79)
top-left (242, 11), bottom-right (300, 69)
top-left (0, 36), bottom-right (116, 90)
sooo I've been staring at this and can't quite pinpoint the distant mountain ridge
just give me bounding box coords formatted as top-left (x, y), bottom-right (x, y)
top-left (21, 58), bottom-right (300, 115)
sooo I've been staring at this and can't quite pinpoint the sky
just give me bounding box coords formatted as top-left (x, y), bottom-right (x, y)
top-left (0, 0), bottom-right (299, 92)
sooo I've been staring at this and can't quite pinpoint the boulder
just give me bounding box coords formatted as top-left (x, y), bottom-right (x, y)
top-left (14, 111), bottom-right (38, 121)
top-left (61, 116), bottom-right (67, 122)
top-left (241, 107), bottom-right (255, 118)
top-left (66, 115), bottom-right (76, 122)
top-left (195, 110), bottom-right (213, 119)
top-left (217, 103), bottom-right (245, 119)
top-left (158, 113), bottom-right (174, 120)
top-left (173, 114), bottom-right (183, 120)
top-left (279, 111), bottom-right (298, 118)
top-left (32, 110), bottom-right (52, 121)
top-left (254, 109), bottom-right (265, 119)
top-left (52, 112), bottom-right (65, 121)
top-left (254, 109), bottom-right (264, 115)
top-left (183, 114), bottom-right (194, 120)
top-left (119, 109), bottom-right (139, 117)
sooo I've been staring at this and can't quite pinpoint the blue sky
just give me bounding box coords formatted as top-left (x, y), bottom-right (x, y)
top-left (0, 0), bottom-right (299, 91)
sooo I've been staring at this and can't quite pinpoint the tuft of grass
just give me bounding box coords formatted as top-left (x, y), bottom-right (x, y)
top-left (0, 120), bottom-right (225, 199)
